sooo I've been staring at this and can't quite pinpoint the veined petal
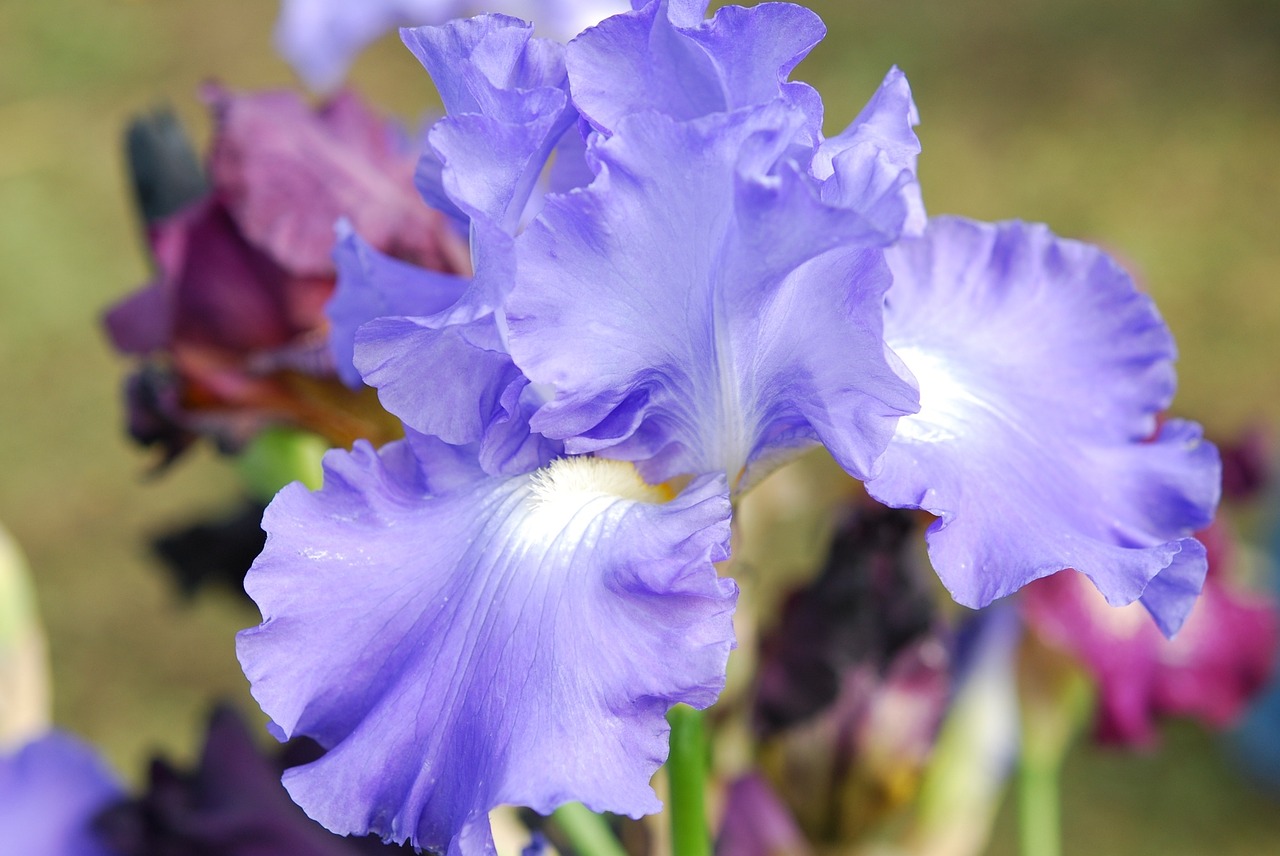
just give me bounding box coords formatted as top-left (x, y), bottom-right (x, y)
top-left (509, 104), bottom-right (917, 490)
top-left (329, 224), bottom-right (469, 388)
top-left (238, 443), bottom-right (736, 854)
top-left (566, 0), bottom-right (825, 135)
top-left (870, 216), bottom-right (1220, 635)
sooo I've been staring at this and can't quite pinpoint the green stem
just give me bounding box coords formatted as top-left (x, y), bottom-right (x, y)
top-left (1017, 756), bottom-right (1062, 856)
top-left (667, 704), bottom-right (712, 856)
top-left (552, 803), bottom-right (629, 856)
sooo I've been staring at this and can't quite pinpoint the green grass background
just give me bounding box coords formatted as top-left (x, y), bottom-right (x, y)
top-left (1, 0), bottom-right (1278, 852)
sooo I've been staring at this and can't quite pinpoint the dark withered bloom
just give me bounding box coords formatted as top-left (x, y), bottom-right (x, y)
top-left (750, 503), bottom-right (950, 842)
top-left (150, 501), bottom-right (268, 600)
top-left (94, 706), bottom-right (412, 855)
top-left (754, 504), bottom-right (936, 735)
top-left (105, 87), bottom-right (468, 465)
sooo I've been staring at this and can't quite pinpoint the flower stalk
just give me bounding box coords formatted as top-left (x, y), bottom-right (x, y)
top-left (552, 803), bottom-right (629, 856)
top-left (667, 704), bottom-right (712, 856)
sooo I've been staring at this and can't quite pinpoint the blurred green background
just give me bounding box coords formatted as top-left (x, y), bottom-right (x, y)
top-left (1, 0), bottom-right (1278, 852)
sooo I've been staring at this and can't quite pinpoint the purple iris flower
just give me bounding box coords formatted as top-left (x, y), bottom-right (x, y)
top-left (0, 731), bottom-right (122, 856)
top-left (276, 0), bottom-right (629, 92)
top-left (241, 0), bottom-right (1218, 851)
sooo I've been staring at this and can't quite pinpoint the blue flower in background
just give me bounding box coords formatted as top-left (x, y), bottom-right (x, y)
top-left (277, 0), bottom-right (629, 91)
top-left (0, 732), bottom-right (121, 856)
top-left (239, 0), bottom-right (1220, 851)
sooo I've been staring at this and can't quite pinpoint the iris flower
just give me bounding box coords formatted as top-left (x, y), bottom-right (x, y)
top-left (239, 1), bottom-right (1219, 851)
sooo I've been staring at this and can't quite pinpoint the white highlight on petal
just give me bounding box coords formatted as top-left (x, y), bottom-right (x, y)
top-left (525, 457), bottom-right (669, 535)
top-left (890, 345), bottom-right (970, 444)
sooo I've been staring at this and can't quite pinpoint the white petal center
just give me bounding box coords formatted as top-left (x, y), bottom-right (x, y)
top-left (523, 457), bottom-right (669, 537)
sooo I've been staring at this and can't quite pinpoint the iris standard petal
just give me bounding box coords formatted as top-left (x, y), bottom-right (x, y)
top-left (509, 104), bottom-right (918, 490)
top-left (403, 15), bottom-right (575, 234)
top-left (869, 216), bottom-right (1220, 635)
top-left (367, 17), bottom-right (578, 456)
top-left (566, 0), bottom-right (824, 135)
top-left (237, 441), bottom-right (736, 854)
top-left (813, 66), bottom-right (926, 239)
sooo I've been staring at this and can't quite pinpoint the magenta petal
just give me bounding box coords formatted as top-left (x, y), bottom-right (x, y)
top-left (205, 86), bottom-right (444, 277)
top-left (1024, 523), bottom-right (1278, 745)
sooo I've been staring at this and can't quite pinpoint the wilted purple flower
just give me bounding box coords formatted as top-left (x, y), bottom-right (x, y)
top-left (754, 504), bottom-right (936, 735)
top-left (717, 775), bottom-right (809, 856)
top-left (95, 706), bottom-right (411, 855)
top-left (1023, 520), bottom-right (1277, 745)
top-left (105, 87), bottom-right (466, 464)
top-left (0, 731), bottom-right (122, 856)
top-left (276, 0), bottom-right (630, 91)
top-left (1219, 425), bottom-right (1272, 502)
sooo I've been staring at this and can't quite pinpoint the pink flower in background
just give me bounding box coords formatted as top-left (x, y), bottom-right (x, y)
top-left (1023, 520), bottom-right (1278, 746)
